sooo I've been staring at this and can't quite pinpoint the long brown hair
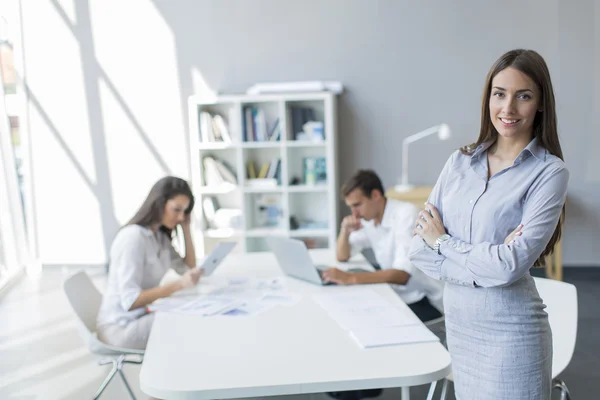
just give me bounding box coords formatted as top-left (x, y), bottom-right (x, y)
top-left (127, 176), bottom-right (195, 237)
top-left (461, 49), bottom-right (564, 267)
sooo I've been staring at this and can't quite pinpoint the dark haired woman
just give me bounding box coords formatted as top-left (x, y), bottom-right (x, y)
top-left (409, 49), bottom-right (568, 399)
top-left (97, 176), bottom-right (202, 350)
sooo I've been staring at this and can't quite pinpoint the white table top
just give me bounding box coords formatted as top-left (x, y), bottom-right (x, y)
top-left (140, 250), bottom-right (451, 399)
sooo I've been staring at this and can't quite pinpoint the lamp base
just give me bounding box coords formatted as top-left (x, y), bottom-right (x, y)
top-left (393, 183), bottom-right (415, 192)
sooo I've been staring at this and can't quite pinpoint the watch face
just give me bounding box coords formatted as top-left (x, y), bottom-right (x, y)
top-left (439, 234), bottom-right (451, 242)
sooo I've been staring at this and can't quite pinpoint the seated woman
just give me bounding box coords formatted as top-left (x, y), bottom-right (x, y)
top-left (97, 176), bottom-right (202, 350)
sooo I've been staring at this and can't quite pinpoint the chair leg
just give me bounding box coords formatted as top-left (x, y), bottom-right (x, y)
top-left (118, 369), bottom-right (137, 400)
top-left (552, 378), bottom-right (572, 400)
top-left (401, 386), bottom-right (410, 400)
top-left (94, 359), bottom-right (118, 399)
top-left (115, 354), bottom-right (138, 400)
top-left (439, 379), bottom-right (449, 400)
top-left (426, 380), bottom-right (437, 400)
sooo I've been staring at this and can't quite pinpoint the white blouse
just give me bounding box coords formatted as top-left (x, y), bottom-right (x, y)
top-left (97, 224), bottom-right (189, 327)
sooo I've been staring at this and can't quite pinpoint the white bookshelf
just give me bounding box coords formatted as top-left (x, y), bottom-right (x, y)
top-left (188, 92), bottom-right (339, 255)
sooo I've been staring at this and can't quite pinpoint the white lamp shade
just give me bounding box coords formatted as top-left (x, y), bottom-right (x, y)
top-left (438, 123), bottom-right (451, 140)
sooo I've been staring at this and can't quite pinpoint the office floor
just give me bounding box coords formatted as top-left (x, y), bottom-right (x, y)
top-left (0, 267), bottom-right (597, 400)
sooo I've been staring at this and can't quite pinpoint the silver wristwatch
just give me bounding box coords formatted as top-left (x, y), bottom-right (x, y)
top-left (433, 234), bottom-right (451, 255)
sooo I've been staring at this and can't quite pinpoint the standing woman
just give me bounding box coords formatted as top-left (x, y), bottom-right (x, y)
top-left (97, 176), bottom-right (202, 350)
top-left (409, 49), bottom-right (568, 399)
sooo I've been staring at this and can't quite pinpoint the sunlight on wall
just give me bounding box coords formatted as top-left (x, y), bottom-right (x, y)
top-left (22, 0), bottom-right (105, 264)
top-left (54, 0), bottom-right (77, 25)
top-left (192, 67), bottom-right (217, 102)
top-left (89, 0), bottom-right (189, 225)
top-left (98, 79), bottom-right (165, 225)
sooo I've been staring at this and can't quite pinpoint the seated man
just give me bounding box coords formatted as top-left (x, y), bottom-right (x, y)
top-left (324, 170), bottom-right (443, 400)
top-left (323, 169), bottom-right (443, 321)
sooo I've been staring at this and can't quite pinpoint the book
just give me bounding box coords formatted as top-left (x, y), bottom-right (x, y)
top-left (203, 157), bottom-right (224, 186)
top-left (268, 118), bottom-right (280, 141)
top-left (255, 109), bottom-right (268, 141)
top-left (199, 111), bottom-right (213, 143)
top-left (213, 115), bottom-right (232, 143)
top-left (214, 159), bottom-right (237, 184)
top-left (257, 162), bottom-right (270, 179)
top-left (247, 161), bottom-right (257, 179)
top-left (202, 197), bottom-right (219, 228)
top-left (243, 107), bottom-right (254, 142)
top-left (266, 158), bottom-right (280, 180)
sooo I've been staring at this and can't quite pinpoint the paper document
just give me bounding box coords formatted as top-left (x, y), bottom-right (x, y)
top-left (313, 287), bottom-right (436, 348)
top-left (349, 325), bottom-right (439, 348)
top-left (221, 301), bottom-right (274, 317)
top-left (259, 293), bottom-right (302, 307)
top-left (328, 306), bottom-right (421, 331)
top-left (175, 296), bottom-right (243, 316)
top-left (313, 288), bottom-right (420, 330)
top-left (148, 296), bottom-right (198, 312)
top-left (149, 276), bottom-right (296, 317)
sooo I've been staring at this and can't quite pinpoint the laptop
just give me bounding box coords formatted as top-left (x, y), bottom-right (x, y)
top-left (265, 237), bottom-right (335, 285)
top-left (197, 241), bottom-right (237, 276)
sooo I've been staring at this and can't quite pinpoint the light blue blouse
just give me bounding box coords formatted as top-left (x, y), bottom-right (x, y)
top-left (409, 137), bottom-right (569, 288)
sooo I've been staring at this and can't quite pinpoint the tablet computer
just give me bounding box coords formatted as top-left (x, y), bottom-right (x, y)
top-left (197, 242), bottom-right (237, 276)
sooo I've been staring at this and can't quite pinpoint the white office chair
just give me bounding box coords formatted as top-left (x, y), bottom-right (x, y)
top-left (537, 276), bottom-right (578, 399)
top-left (64, 271), bottom-right (144, 400)
top-left (427, 277), bottom-right (578, 400)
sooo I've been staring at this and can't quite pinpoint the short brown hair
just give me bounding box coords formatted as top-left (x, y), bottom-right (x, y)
top-left (341, 170), bottom-right (385, 198)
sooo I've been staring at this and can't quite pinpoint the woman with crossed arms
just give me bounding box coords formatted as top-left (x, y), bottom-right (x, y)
top-left (409, 49), bottom-right (568, 399)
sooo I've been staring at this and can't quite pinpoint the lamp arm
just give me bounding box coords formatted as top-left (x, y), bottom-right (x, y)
top-left (400, 124), bottom-right (443, 187)
top-left (401, 140), bottom-right (410, 186)
top-left (403, 125), bottom-right (441, 145)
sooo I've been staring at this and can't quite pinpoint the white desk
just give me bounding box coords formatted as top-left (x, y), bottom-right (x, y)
top-left (140, 250), bottom-right (451, 399)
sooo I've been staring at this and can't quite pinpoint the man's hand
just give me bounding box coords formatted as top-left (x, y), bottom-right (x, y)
top-left (341, 216), bottom-right (362, 235)
top-left (412, 202), bottom-right (446, 248)
top-left (321, 268), bottom-right (356, 285)
top-left (504, 224), bottom-right (523, 245)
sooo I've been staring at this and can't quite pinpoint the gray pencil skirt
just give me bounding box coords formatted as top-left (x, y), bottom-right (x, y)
top-left (444, 273), bottom-right (552, 400)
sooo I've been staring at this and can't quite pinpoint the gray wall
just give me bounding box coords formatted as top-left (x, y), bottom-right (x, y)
top-left (21, 0), bottom-right (599, 266)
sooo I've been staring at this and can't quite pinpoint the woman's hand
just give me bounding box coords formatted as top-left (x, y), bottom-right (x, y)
top-left (412, 202), bottom-right (447, 248)
top-left (181, 212), bottom-right (192, 230)
top-left (504, 224), bottom-right (523, 245)
top-left (177, 267), bottom-right (203, 290)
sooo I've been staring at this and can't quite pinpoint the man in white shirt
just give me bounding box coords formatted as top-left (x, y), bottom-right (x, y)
top-left (324, 170), bottom-right (444, 400)
top-left (322, 169), bottom-right (443, 322)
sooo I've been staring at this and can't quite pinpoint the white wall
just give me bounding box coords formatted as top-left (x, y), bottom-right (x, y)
top-left (20, 0), bottom-right (599, 266)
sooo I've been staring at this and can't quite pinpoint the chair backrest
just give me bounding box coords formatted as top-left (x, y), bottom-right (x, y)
top-left (533, 277), bottom-right (578, 378)
top-left (64, 271), bottom-right (102, 336)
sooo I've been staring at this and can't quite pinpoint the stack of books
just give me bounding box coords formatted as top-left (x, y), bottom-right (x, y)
top-left (202, 156), bottom-right (237, 188)
top-left (246, 158), bottom-right (281, 186)
top-left (200, 111), bottom-right (232, 143)
top-left (243, 107), bottom-right (280, 142)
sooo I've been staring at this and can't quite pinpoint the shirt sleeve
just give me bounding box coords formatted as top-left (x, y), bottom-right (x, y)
top-left (169, 237), bottom-right (189, 275)
top-left (439, 165), bottom-right (568, 288)
top-left (348, 228), bottom-right (370, 256)
top-left (112, 229), bottom-right (146, 312)
top-left (408, 151), bottom-right (476, 287)
top-left (390, 203), bottom-right (420, 274)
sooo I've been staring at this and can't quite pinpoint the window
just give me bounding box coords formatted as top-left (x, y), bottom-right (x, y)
top-left (0, 4), bottom-right (32, 289)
